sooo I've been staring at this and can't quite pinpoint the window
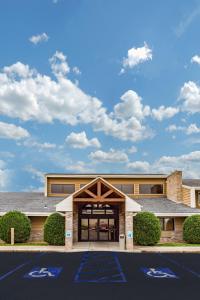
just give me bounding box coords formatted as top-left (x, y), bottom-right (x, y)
top-left (80, 203), bottom-right (117, 215)
top-left (197, 192), bottom-right (200, 207)
top-left (51, 184), bottom-right (75, 194)
top-left (113, 184), bottom-right (134, 194)
top-left (160, 218), bottom-right (174, 231)
top-left (80, 184), bottom-right (86, 188)
top-left (139, 184), bottom-right (163, 194)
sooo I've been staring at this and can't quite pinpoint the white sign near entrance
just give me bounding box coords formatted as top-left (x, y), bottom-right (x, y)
top-left (65, 230), bottom-right (72, 238)
top-left (127, 231), bottom-right (133, 238)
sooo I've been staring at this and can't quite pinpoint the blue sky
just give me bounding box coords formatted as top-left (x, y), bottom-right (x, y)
top-left (1, 0), bottom-right (200, 191)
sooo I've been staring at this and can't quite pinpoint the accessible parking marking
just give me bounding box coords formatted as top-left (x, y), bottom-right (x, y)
top-left (141, 267), bottom-right (178, 279)
top-left (24, 267), bottom-right (62, 279)
top-left (0, 252), bottom-right (46, 282)
top-left (74, 252), bottom-right (126, 283)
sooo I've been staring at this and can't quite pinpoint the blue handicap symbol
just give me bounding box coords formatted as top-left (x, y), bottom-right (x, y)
top-left (141, 267), bottom-right (178, 279)
top-left (24, 267), bottom-right (62, 279)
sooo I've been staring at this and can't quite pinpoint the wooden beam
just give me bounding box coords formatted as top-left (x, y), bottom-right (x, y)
top-left (97, 181), bottom-right (101, 197)
top-left (102, 189), bottom-right (113, 198)
top-left (85, 189), bottom-right (97, 199)
top-left (74, 198), bottom-right (124, 202)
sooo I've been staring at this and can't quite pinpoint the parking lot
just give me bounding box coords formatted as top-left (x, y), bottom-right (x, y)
top-left (0, 251), bottom-right (199, 300)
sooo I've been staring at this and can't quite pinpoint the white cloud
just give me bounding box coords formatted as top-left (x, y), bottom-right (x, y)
top-left (121, 42), bottom-right (152, 73)
top-left (0, 121), bottom-right (29, 140)
top-left (49, 51), bottom-right (70, 77)
top-left (0, 52), bottom-right (155, 142)
top-left (152, 106), bottom-right (179, 121)
top-left (66, 161), bottom-right (95, 173)
top-left (21, 138), bottom-right (56, 151)
top-left (89, 148), bottom-right (129, 163)
top-left (72, 66), bottom-right (81, 75)
top-left (3, 62), bottom-right (36, 78)
top-left (186, 123), bottom-right (200, 135)
top-left (29, 33), bottom-right (49, 45)
top-left (166, 124), bottom-right (185, 132)
top-left (191, 55), bottom-right (200, 65)
top-left (179, 81), bottom-right (200, 114)
top-left (166, 123), bottom-right (200, 135)
top-left (128, 151), bottom-right (200, 178)
top-left (128, 146), bottom-right (137, 154)
top-left (25, 166), bottom-right (44, 183)
top-left (127, 161), bottom-right (150, 172)
top-left (113, 90), bottom-right (150, 120)
top-left (66, 131), bottom-right (101, 149)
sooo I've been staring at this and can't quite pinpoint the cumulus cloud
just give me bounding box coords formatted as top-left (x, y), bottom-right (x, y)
top-left (127, 161), bottom-right (150, 172)
top-left (166, 123), bottom-right (200, 135)
top-left (0, 121), bottom-right (29, 140)
top-left (29, 33), bottom-right (49, 45)
top-left (113, 90), bottom-right (150, 120)
top-left (191, 55), bottom-right (200, 65)
top-left (120, 42), bottom-right (152, 73)
top-left (72, 66), bottom-right (81, 75)
top-left (152, 106), bottom-right (179, 121)
top-left (179, 81), bottom-right (200, 113)
top-left (127, 151), bottom-right (200, 178)
top-left (24, 166), bottom-right (44, 183)
top-left (21, 138), bottom-right (56, 151)
top-left (128, 146), bottom-right (137, 154)
top-left (65, 131), bottom-right (101, 149)
top-left (0, 52), bottom-right (155, 142)
top-left (66, 161), bottom-right (95, 173)
top-left (89, 148), bottom-right (129, 163)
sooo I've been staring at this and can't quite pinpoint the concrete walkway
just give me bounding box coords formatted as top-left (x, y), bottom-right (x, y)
top-left (0, 244), bottom-right (200, 253)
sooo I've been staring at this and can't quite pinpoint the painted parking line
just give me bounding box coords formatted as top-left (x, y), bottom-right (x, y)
top-left (0, 253), bottom-right (46, 281)
top-left (158, 253), bottom-right (200, 279)
top-left (74, 252), bottom-right (126, 283)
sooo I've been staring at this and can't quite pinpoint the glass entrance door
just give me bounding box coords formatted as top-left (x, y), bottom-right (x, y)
top-left (80, 218), bottom-right (118, 241)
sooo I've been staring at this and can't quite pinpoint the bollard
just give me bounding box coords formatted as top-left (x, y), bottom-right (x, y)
top-left (11, 228), bottom-right (14, 245)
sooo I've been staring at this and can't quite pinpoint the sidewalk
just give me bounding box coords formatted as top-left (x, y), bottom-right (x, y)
top-left (0, 244), bottom-right (200, 253)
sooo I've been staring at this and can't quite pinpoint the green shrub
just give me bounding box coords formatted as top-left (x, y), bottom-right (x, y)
top-left (133, 212), bottom-right (161, 246)
top-left (0, 211), bottom-right (31, 243)
top-left (44, 213), bottom-right (65, 245)
top-left (183, 215), bottom-right (200, 244)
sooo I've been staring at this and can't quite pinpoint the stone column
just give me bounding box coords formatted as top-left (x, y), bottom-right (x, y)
top-left (65, 211), bottom-right (73, 250)
top-left (125, 212), bottom-right (134, 251)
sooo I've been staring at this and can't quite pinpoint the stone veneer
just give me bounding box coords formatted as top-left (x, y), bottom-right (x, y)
top-left (125, 212), bottom-right (134, 250)
top-left (65, 211), bottom-right (73, 249)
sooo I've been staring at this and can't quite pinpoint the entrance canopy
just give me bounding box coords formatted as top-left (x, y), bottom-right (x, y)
top-left (56, 177), bottom-right (141, 212)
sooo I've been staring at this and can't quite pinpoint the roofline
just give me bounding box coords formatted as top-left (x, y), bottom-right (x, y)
top-left (155, 212), bottom-right (200, 217)
top-left (0, 212), bottom-right (52, 217)
top-left (45, 173), bottom-right (168, 179)
top-left (182, 185), bottom-right (200, 190)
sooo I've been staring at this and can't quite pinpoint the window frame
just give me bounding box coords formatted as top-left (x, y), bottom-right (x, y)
top-left (139, 184), bottom-right (164, 195)
top-left (159, 217), bottom-right (175, 231)
top-left (51, 184), bottom-right (75, 194)
top-left (113, 184), bottom-right (134, 194)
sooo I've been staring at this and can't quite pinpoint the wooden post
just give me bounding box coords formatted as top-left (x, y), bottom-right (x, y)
top-left (11, 228), bottom-right (14, 245)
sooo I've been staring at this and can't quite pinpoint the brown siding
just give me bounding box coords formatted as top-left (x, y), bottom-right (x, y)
top-left (29, 216), bottom-right (47, 242)
top-left (47, 177), bottom-right (167, 198)
top-left (182, 187), bottom-right (191, 207)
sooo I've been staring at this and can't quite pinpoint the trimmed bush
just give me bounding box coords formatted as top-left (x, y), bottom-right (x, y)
top-left (133, 212), bottom-right (161, 246)
top-left (183, 215), bottom-right (200, 244)
top-left (44, 213), bottom-right (65, 245)
top-left (0, 211), bottom-right (31, 243)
